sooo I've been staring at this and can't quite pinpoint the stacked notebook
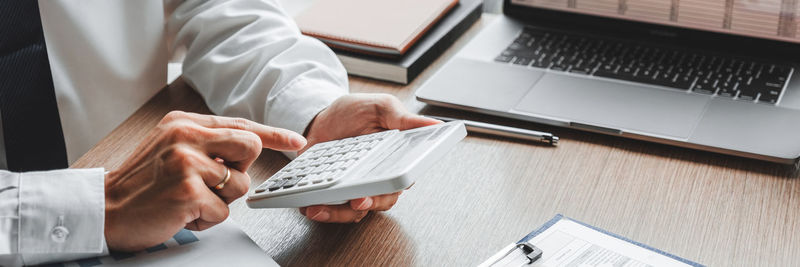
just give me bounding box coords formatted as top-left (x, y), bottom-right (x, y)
top-left (295, 0), bottom-right (483, 84)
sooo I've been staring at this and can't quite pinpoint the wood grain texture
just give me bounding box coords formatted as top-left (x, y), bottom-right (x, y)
top-left (72, 15), bottom-right (800, 266)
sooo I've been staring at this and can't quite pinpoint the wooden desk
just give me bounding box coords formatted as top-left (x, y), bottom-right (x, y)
top-left (73, 16), bottom-right (800, 266)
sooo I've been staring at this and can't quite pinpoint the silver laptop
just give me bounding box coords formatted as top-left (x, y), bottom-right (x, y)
top-left (417, 0), bottom-right (800, 164)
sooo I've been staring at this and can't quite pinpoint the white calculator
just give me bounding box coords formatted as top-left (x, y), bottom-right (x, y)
top-left (246, 121), bottom-right (466, 208)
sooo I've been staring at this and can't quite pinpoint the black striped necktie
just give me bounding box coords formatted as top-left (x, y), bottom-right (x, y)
top-left (0, 1), bottom-right (69, 171)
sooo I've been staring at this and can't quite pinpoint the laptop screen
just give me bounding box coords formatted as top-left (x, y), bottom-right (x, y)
top-left (510, 0), bottom-right (800, 44)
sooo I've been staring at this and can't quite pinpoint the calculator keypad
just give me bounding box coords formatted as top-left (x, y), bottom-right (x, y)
top-left (254, 130), bottom-right (399, 196)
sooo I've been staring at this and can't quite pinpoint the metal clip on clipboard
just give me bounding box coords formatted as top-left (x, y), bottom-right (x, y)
top-left (487, 243), bottom-right (543, 267)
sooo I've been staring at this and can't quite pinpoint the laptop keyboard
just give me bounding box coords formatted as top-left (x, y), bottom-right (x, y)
top-left (495, 27), bottom-right (793, 104)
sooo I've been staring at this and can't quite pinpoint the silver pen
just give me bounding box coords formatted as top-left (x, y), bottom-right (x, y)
top-left (426, 115), bottom-right (559, 146)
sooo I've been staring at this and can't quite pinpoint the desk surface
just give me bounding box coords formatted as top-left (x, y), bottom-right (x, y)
top-left (73, 16), bottom-right (800, 266)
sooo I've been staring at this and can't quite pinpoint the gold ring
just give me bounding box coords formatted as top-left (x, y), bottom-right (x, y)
top-left (214, 166), bottom-right (231, 190)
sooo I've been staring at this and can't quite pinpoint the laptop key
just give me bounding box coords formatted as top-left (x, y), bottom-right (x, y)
top-left (513, 57), bottom-right (532, 66)
top-left (550, 63), bottom-right (569, 72)
top-left (692, 83), bottom-right (715, 95)
top-left (758, 89), bottom-right (780, 104)
top-left (738, 89), bottom-right (757, 101)
top-left (495, 54), bottom-right (513, 63)
top-left (531, 57), bottom-right (552, 69)
top-left (693, 78), bottom-right (720, 94)
top-left (569, 67), bottom-right (593, 75)
top-left (716, 82), bottom-right (737, 97)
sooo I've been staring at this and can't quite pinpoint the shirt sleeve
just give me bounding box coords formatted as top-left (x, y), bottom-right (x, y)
top-left (164, 0), bottom-right (349, 140)
top-left (0, 168), bottom-right (107, 266)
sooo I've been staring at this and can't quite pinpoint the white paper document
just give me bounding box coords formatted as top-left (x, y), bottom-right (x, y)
top-left (482, 217), bottom-right (699, 267)
top-left (58, 219), bottom-right (278, 267)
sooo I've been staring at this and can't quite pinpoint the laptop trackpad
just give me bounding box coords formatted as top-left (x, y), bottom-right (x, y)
top-left (512, 74), bottom-right (708, 139)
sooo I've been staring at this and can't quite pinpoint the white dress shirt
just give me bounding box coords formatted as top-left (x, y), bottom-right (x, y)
top-left (0, 0), bottom-right (348, 265)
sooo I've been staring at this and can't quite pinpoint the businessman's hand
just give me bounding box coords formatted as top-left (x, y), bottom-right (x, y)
top-left (104, 111), bottom-right (306, 251)
top-left (299, 93), bottom-right (441, 223)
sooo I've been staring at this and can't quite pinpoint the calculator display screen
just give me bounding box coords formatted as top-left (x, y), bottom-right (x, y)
top-left (367, 124), bottom-right (451, 177)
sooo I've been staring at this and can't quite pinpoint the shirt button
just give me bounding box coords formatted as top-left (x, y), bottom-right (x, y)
top-left (51, 226), bottom-right (70, 243)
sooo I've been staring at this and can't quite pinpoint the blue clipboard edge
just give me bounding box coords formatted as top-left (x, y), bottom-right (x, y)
top-left (518, 214), bottom-right (705, 267)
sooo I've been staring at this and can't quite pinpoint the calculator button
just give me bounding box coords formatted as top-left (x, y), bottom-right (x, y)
top-left (320, 140), bottom-right (339, 148)
top-left (282, 176), bottom-right (304, 189)
top-left (329, 169), bottom-right (344, 178)
top-left (325, 154), bottom-right (342, 163)
top-left (368, 140), bottom-right (380, 147)
top-left (316, 171), bottom-right (333, 180)
top-left (311, 177), bottom-right (325, 184)
top-left (302, 160), bottom-right (317, 169)
top-left (290, 159), bottom-right (308, 168)
top-left (311, 163), bottom-right (330, 173)
top-left (327, 161), bottom-right (344, 171)
top-left (341, 144), bottom-right (355, 151)
top-left (313, 156), bottom-right (329, 164)
top-left (341, 159), bottom-right (357, 169)
top-left (267, 180), bottom-right (287, 191)
top-left (300, 169), bottom-right (312, 176)
top-left (283, 161), bottom-right (298, 170)
top-left (341, 151), bottom-right (356, 159)
top-left (331, 146), bottom-right (347, 154)
top-left (254, 182), bottom-right (269, 193)
top-left (354, 142), bottom-right (369, 150)
top-left (306, 150), bottom-right (323, 158)
top-left (325, 148), bottom-right (341, 157)
top-left (275, 172), bottom-right (294, 180)
top-left (304, 173), bottom-right (320, 182)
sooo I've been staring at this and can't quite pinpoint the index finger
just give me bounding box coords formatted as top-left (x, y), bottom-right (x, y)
top-left (181, 112), bottom-right (307, 151)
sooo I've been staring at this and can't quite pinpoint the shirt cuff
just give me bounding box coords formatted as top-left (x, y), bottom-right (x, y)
top-left (266, 78), bottom-right (347, 159)
top-left (18, 168), bottom-right (106, 264)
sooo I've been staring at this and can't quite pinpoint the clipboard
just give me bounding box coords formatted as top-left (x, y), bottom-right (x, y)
top-left (480, 214), bottom-right (705, 267)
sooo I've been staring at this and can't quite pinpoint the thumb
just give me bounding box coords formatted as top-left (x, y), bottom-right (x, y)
top-left (388, 113), bottom-right (443, 130)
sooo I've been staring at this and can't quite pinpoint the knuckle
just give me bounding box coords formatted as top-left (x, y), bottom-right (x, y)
top-left (225, 130), bottom-right (262, 159)
top-left (239, 131), bottom-right (263, 151)
top-left (162, 111), bottom-right (188, 123)
top-left (206, 203), bottom-right (230, 221)
top-left (231, 117), bottom-right (252, 130)
top-left (163, 122), bottom-right (203, 143)
top-left (364, 94), bottom-right (398, 118)
top-left (176, 179), bottom-right (203, 202)
top-left (375, 94), bottom-right (396, 107)
top-left (354, 211), bottom-right (368, 222)
top-left (229, 176), bottom-right (249, 197)
top-left (265, 128), bottom-right (286, 145)
top-left (231, 184), bottom-right (248, 198)
top-left (160, 144), bottom-right (200, 169)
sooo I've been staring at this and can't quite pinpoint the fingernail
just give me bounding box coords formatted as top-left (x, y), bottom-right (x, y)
top-left (357, 197), bottom-right (373, 210)
top-left (309, 208), bottom-right (330, 221)
top-left (291, 134), bottom-right (307, 148)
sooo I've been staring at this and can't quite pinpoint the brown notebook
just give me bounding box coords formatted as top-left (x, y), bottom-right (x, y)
top-left (295, 0), bottom-right (459, 57)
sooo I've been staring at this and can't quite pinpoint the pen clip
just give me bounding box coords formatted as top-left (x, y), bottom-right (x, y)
top-left (517, 243), bottom-right (543, 264)
top-left (489, 243), bottom-right (543, 267)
